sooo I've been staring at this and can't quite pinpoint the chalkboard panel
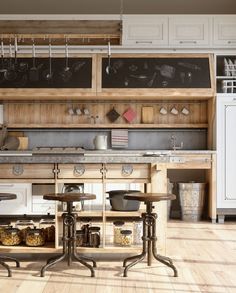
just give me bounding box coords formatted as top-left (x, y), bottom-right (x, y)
top-left (0, 58), bottom-right (92, 88)
top-left (102, 58), bottom-right (211, 88)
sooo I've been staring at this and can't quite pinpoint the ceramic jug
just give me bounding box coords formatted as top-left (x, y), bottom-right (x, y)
top-left (93, 135), bottom-right (108, 150)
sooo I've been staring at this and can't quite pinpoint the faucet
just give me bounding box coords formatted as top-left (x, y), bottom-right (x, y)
top-left (170, 134), bottom-right (184, 151)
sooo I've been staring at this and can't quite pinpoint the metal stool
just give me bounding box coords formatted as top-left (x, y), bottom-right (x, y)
top-left (0, 193), bottom-right (20, 277)
top-left (123, 193), bottom-right (178, 277)
top-left (40, 193), bottom-right (96, 277)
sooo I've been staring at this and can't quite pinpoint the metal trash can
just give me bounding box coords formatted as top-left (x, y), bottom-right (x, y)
top-left (178, 182), bottom-right (206, 222)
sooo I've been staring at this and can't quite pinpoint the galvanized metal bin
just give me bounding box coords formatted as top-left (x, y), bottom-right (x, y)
top-left (178, 182), bottom-right (206, 222)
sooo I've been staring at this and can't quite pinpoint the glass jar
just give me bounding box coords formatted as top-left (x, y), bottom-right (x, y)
top-left (76, 230), bottom-right (85, 247)
top-left (88, 226), bottom-right (100, 248)
top-left (120, 229), bottom-right (132, 246)
top-left (0, 221), bottom-right (11, 243)
top-left (133, 219), bottom-right (143, 245)
top-left (113, 220), bottom-right (125, 245)
top-left (39, 219), bottom-right (55, 242)
top-left (15, 219), bottom-right (35, 242)
top-left (25, 227), bottom-right (45, 247)
top-left (1, 226), bottom-right (22, 246)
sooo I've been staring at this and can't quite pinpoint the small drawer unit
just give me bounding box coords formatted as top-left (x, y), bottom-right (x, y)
top-left (105, 164), bottom-right (150, 179)
top-left (57, 164), bottom-right (103, 179)
top-left (0, 164), bottom-right (55, 179)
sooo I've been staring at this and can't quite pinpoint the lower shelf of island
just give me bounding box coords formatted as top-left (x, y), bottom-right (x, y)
top-left (57, 210), bottom-right (144, 218)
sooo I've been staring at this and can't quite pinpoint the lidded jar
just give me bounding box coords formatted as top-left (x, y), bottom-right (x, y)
top-left (88, 226), bottom-right (100, 248)
top-left (1, 226), bottom-right (22, 246)
top-left (113, 220), bottom-right (125, 245)
top-left (39, 219), bottom-right (55, 242)
top-left (25, 226), bottom-right (45, 247)
top-left (15, 219), bottom-right (34, 242)
top-left (0, 220), bottom-right (11, 243)
top-left (133, 219), bottom-right (143, 245)
top-left (120, 229), bottom-right (132, 246)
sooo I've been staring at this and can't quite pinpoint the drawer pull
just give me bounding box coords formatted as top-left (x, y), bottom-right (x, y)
top-left (12, 165), bottom-right (24, 176)
top-left (74, 164), bottom-right (85, 176)
top-left (122, 164), bottom-right (133, 176)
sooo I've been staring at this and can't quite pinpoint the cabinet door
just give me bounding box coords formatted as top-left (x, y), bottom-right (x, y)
top-left (0, 183), bottom-right (31, 214)
top-left (217, 95), bottom-right (236, 208)
top-left (169, 16), bottom-right (211, 47)
top-left (122, 15), bottom-right (168, 47)
top-left (213, 16), bottom-right (236, 47)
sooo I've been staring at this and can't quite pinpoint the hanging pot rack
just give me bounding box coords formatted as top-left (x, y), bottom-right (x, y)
top-left (0, 20), bottom-right (122, 46)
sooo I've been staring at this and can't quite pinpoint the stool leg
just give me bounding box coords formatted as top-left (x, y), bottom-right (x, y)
top-left (72, 252), bottom-right (95, 277)
top-left (151, 210), bottom-right (178, 277)
top-left (41, 253), bottom-right (67, 277)
top-left (0, 260), bottom-right (12, 277)
top-left (0, 255), bottom-right (20, 268)
top-left (77, 255), bottom-right (97, 268)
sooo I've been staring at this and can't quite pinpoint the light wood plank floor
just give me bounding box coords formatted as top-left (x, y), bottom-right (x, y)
top-left (1, 221), bottom-right (236, 293)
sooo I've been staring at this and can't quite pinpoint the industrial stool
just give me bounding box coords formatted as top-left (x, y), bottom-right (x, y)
top-left (123, 193), bottom-right (178, 277)
top-left (40, 193), bottom-right (96, 277)
top-left (0, 193), bottom-right (20, 277)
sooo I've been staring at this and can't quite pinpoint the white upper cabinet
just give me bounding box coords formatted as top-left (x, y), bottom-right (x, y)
top-left (122, 15), bottom-right (168, 47)
top-left (213, 15), bottom-right (236, 47)
top-left (168, 16), bottom-right (211, 47)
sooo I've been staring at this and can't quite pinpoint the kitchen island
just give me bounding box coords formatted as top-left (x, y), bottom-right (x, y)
top-left (0, 150), bottom-right (216, 254)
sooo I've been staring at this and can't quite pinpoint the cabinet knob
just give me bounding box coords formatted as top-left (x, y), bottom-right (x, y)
top-left (74, 164), bottom-right (85, 176)
top-left (12, 164), bottom-right (24, 176)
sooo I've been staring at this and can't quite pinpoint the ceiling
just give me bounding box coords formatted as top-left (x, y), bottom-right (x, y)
top-left (0, 0), bottom-right (236, 14)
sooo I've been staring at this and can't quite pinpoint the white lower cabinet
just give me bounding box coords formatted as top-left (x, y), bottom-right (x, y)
top-left (0, 183), bottom-right (32, 215)
top-left (217, 95), bottom-right (236, 214)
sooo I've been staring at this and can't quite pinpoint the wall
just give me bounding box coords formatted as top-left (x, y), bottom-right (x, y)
top-left (0, 0), bottom-right (235, 14)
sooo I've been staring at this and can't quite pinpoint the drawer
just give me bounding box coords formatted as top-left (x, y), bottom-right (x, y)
top-left (58, 164), bottom-right (103, 179)
top-left (105, 164), bottom-right (150, 179)
top-left (0, 164), bottom-right (55, 179)
top-left (167, 155), bottom-right (212, 169)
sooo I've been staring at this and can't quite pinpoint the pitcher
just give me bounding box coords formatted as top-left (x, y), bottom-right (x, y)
top-left (93, 135), bottom-right (108, 150)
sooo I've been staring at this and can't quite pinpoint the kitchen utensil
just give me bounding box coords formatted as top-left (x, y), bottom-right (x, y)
top-left (0, 40), bottom-right (6, 73)
top-left (60, 42), bottom-right (72, 83)
top-left (105, 41), bottom-right (116, 75)
top-left (106, 190), bottom-right (141, 211)
top-left (178, 61), bottom-right (201, 71)
top-left (129, 74), bottom-right (149, 80)
top-left (0, 135), bottom-right (20, 150)
top-left (0, 124), bottom-right (8, 148)
top-left (29, 43), bottom-right (39, 82)
top-left (72, 61), bottom-right (86, 73)
top-left (141, 106), bottom-right (154, 124)
top-left (93, 135), bottom-right (108, 150)
top-left (123, 108), bottom-right (136, 123)
top-left (4, 44), bottom-right (17, 81)
top-left (147, 71), bottom-right (157, 87)
top-left (155, 64), bottom-right (175, 79)
top-left (42, 42), bottom-right (53, 82)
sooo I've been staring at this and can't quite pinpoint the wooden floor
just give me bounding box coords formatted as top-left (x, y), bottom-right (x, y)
top-left (1, 220), bottom-right (236, 293)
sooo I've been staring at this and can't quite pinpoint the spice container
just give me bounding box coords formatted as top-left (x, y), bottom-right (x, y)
top-left (25, 227), bottom-right (45, 247)
top-left (1, 226), bottom-right (22, 246)
top-left (39, 219), bottom-right (55, 242)
top-left (88, 226), bottom-right (100, 248)
top-left (0, 221), bottom-right (11, 243)
top-left (133, 219), bottom-right (143, 245)
top-left (76, 230), bottom-right (85, 247)
top-left (113, 220), bottom-right (125, 245)
top-left (120, 230), bottom-right (132, 246)
top-left (15, 219), bottom-right (35, 242)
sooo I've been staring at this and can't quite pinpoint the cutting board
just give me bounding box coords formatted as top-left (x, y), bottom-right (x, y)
top-left (141, 107), bottom-right (154, 124)
top-left (17, 137), bottom-right (29, 150)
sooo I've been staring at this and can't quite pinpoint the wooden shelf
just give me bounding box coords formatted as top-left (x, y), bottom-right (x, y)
top-left (7, 123), bottom-right (208, 129)
top-left (57, 211), bottom-right (103, 217)
top-left (105, 210), bottom-right (144, 217)
top-left (0, 243), bottom-right (55, 252)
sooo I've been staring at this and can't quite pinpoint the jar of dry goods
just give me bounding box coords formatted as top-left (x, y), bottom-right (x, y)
top-left (133, 219), bottom-right (143, 245)
top-left (39, 219), bottom-right (55, 242)
top-left (76, 230), bottom-right (85, 247)
top-left (25, 227), bottom-right (45, 247)
top-left (120, 229), bottom-right (132, 246)
top-left (0, 221), bottom-right (11, 243)
top-left (1, 226), bottom-right (22, 246)
top-left (15, 219), bottom-right (35, 242)
top-left (88, 226), bottom-right (100, 248)
top-left (113, 220), bottom-right (125, 245)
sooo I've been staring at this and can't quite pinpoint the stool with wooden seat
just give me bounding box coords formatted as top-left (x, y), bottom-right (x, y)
top-left (0, 193), bottom-right (20, 277)
top-left (40, 193), bottom-right (96, 277)
top-left (123, 193), bottom-right (178, 277)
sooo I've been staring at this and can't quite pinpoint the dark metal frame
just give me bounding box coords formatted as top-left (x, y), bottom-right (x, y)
top-left (40, 201), bottom-right (96, 277)
top-left (0, 255), bottom-right (20, 277)
top-left (123, 201), bottom-right (178, 277)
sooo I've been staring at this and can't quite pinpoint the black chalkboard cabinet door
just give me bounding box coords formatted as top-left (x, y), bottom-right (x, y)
top-left (101, 57), bottom-right (211, 89)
